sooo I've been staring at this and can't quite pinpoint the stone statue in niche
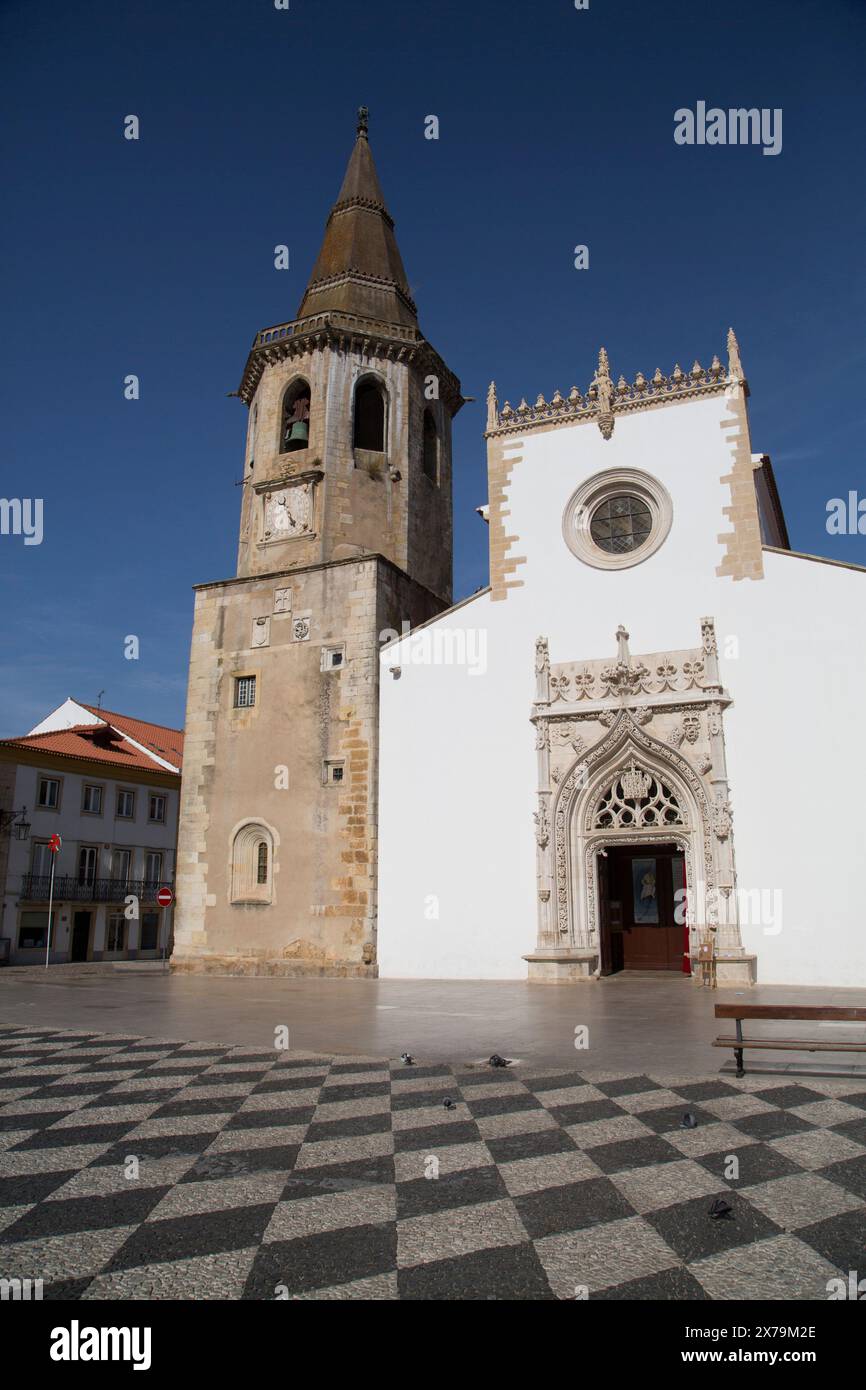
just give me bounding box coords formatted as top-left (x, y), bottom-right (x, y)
top-left (263, 483), bottom-right (313, 541)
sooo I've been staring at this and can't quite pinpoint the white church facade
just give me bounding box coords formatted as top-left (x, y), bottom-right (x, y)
top-left (377, 338), bottom-right (865, 987)
top-left (173, 116), bottom-right (864, 991)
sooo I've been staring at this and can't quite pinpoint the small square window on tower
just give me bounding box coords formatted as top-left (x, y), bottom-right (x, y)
top-left (234, 675), bottom-right (257, 709)
top-left (323, 759), bottom-right (345, 786)
top-left (321, 645), bottom-right (345, 672)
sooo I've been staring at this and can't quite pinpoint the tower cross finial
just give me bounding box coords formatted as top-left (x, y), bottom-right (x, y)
top-left (357, 106), bottom-right (369, 138)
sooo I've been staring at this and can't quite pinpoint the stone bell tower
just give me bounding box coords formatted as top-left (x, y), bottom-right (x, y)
top-left (173, 110), bottom-right (462, 976)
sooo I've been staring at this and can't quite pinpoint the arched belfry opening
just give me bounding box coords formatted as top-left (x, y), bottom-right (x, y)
top-left (422, 409), bottom-right (439, 482)
top-left (353, 379), bottom-right (386, 455)
top-left (281, 379), bottom-right (311, 453)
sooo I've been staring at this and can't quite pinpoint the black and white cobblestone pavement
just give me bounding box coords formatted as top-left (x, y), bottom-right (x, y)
top-left (1, 1025), bottom-right (865, 1300)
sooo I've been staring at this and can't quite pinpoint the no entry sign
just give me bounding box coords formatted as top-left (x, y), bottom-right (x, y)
top-left (156, 886), bottom-right (174, 908)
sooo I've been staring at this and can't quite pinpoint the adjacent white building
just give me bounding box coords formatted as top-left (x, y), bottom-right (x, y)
top-left (0, 699), bottom-right (182, 965)
top-left (377, 334), bottom-right (866, 988)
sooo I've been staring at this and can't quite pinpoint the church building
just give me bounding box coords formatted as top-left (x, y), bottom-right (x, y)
top-left (174, 116), bottom-right (865, 990)
top-left (377, 345), bottom-right (864, 988)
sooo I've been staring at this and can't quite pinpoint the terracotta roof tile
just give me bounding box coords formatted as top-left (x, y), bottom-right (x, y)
top-left (77, 704), bottom-right (183, 769)
top-left (0, 701), bottom-right (183, 775)
top-left (0, 725), bottom-right (179, 774)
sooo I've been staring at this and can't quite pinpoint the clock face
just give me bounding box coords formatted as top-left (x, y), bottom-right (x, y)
top-left (262, 483), bottom-right (313, 541)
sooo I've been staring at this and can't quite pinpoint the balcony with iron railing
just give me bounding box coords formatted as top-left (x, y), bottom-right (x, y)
top-left (19, 875), bottom-right (173, 904)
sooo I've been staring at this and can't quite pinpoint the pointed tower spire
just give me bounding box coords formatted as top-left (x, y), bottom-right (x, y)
top-left (296, 109), bottom-right (418, 329)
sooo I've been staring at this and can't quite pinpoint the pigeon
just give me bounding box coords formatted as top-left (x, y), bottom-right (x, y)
top-left (443, 1098), bottom-right (456, 1110)
top-left (680, 1112), bottom-right (699, 1130)
top-left (708, 1197), bottom-right (733, 1220)
top-left (400, 1052), bottom-right (415, 1066)
top-left (489, 1054), bottom-right (512, 1068)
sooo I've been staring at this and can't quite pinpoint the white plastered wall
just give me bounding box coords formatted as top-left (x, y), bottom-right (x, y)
top-left (377, 389), bottom-right (866, 986)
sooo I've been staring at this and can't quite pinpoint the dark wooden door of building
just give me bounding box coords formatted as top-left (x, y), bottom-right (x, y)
top-left (71, 911), bottom-right (91, 962)
top-left (603, 844), bottom-right (685, 971)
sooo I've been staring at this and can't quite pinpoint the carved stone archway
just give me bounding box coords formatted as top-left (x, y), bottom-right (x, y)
top-left (526, 623), bottom-right (756, 986)
top-left (565, 725), bottom-right (708, 962)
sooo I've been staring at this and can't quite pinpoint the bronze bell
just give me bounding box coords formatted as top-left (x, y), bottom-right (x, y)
top-left (285, 420), bottom-right (309, 445)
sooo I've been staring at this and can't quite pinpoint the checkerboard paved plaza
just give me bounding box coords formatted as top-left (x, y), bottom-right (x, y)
top-left (1, 1025), bottom-right (865, 1300)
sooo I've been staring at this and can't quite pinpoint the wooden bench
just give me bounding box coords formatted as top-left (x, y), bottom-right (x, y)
top-left (714, 1004), bottom-right (866, 1078)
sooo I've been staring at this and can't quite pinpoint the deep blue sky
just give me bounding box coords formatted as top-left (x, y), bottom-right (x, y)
top-left (1, 0), bottom-right (864, 737)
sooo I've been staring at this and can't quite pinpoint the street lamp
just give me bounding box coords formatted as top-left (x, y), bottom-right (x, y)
top-left (0, 807), bottom-right (30, 841)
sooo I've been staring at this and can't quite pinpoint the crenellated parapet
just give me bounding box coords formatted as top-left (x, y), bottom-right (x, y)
top-left (486, 329), bottom-right (745, 441)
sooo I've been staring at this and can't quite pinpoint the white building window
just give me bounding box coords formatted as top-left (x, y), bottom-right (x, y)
top-left (30, 841), bottom-right (53, 878)
top-left (110, 848), bottom-right (131, 885)
top-left (82, 784), bottom-right (103, 815)
top-left (145, 852), bottom-right (163, 887)
top-left (148, 794), bottom-right (166, 823)
top-left (37, 777), bottom-right (60, 809)
top-left (323, 759), bottom-right (345, 786)
top-left (78, 846), bottom-right (98, 886)
top-left (230, 823), bottom-right (274, 904)
top-left (235, 675), bottom-right (257, 708)
top-left (116, 789), bottom-right (135, 819)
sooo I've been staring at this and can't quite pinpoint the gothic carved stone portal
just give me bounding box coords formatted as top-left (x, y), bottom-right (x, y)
top-left (526, 620), bottom-right (755, 987)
